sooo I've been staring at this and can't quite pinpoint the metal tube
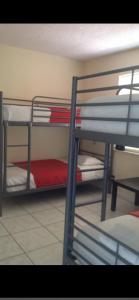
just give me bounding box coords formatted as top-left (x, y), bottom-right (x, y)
top-left (3, 122), bottom-right (8, 193)
top-left (101, 143), bottom-right (110, 221)
top-left (77, 64), bottom-right (139, 81)
top-left (77, 83), bottom-right (139, 94)
top-left (63, 76), bottom-right (78, 264)
top-left (126, 70), bottom-right (134, 135)
top-left (27, 123), bottom-right (31, 190)
top-left (0, 92), bottom-right (3, 216)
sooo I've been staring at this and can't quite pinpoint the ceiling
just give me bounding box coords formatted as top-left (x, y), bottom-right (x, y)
top-left (0, 24), bottom-right (139, 61)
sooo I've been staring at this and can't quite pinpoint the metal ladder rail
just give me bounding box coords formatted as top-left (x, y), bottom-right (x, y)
top-left (3, 122), bottom-right (31, 193)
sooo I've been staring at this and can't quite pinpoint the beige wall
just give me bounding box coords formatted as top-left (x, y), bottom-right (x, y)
top-left (0, 44), bottom-right (83, 161)
top-left (81, 47), bottom-right (139, 201)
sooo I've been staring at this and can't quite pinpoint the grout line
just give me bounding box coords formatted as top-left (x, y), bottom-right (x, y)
top-left (0, 252), bottom-right (33, 265)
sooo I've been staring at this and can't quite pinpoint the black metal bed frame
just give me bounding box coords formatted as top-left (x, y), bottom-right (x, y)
top-left (0, 93), bottom-right (109, 216)
top-left (63, 64), bottom-right (139, 265)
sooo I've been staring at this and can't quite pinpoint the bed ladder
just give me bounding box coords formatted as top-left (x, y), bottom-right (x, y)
top-left (3, 121), bottom-right (32, 194)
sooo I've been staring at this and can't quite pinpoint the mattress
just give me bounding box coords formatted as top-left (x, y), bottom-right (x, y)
top-left (80, 94), bottom-right (139, 136)
top-left (7, 164), bottom-right (36, 192)
top-left (4, 105), bottom-right (51, 122)
top-left (73, 215), bottom-right (139, 265)
top-left (3, 105), bottom-right (80, 124)
top-left (6, 156), bottom-right (103, 193)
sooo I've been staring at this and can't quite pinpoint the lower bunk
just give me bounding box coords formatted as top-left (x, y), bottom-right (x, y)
top-left (5, 154), bottom-right (104, 193)
top-left (72, 214), bottom-right (139, 265)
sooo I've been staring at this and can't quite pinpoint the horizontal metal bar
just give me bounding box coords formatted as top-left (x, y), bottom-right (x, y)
top-left (73, 237), bottom-right (110, 265)
top-left (74, 225), bottom-right (133, 265)
top-left (76, 100), bottom-right (139, 107)
top-left (6, 165), bottom-right (15, 168)
top-left (75, 129), bottom-right (139, 148)
top-left (7, 144), bottom-right (28, 147)
top-left (33, 108), bottom-right (71, 113)
top-left (74, 225), bottom-right (116, 256)
top-left (79, 167), bottom-right (104, 172)
top-left (77, 65), bottom-right (139, 80)
top-left (77, 116), bottom-right (139, 122)
top-left (32, 95), bottom-right (71, 102)
top-left (75, 213), bottom-right (139, 257)
top-left (4, 103), bottom-right (31, 107)
top-left (33, 101), bottom-right (70, 107)
top-left (72, 248), bottom-right (92, 265)
top-left (75, 199), bottom-right (102, 207)
top-left (33, 115), bottom-right (70, 119)
top-left (7, 183), bottom-right (26, 188)
top-left (77, 83), bottom-right (139, 94)
top-left (3, 97), bottom-right (31, 103)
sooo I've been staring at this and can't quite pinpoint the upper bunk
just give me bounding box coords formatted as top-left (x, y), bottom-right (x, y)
top-left (72, 65), bottom-right (139, 148)
top-left (0, 93), bottom-right (80, 128)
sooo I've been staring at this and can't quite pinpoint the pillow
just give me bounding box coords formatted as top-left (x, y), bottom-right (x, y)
top-left (78, 155), bottom-right (103, 166)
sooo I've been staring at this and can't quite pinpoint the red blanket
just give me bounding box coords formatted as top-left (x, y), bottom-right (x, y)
top-left (49, 107), bottom-right (80, 124)
top-left (129, 210), bottom-right (139, 218)
top-left (14, 159), bottom-right (82, 188)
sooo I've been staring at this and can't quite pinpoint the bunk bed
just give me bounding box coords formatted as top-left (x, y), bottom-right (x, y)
top-left (63, 64), bottom-right (139, 265)
top-left (0, 93), bottom-right (108, 216)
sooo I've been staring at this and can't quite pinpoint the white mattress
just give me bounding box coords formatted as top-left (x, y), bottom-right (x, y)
top-left (80, 94), bottom-right (139, 136)
top-left (3, 105), bottom-right (51, 122)
top-left (74, 215), bottom-right (139, 265)
top-left (7, 164), bottom-right (36, 192)
top-left (59, 158), bottom-right (104, 181)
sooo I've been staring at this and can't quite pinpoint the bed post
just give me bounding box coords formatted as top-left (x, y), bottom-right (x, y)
top-left (0, 92), bottom-right (3, 216)
top-left (63, 76), bottom-right (78, 265)
top-left (101, 143), bottom-right (110, 221)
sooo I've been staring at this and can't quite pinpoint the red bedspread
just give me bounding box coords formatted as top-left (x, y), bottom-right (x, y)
top-left (14, 159), bottom-right (82, 188)
top-left (129, 210), bottom-right (139, 218)
top-left (49, 107), bottom-right (80, 124)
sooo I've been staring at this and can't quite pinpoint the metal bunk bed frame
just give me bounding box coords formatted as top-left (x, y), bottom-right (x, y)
top-left (0, 93), bottom-right (110, 216)
top-left (63, 64), bottom-right (139, 265)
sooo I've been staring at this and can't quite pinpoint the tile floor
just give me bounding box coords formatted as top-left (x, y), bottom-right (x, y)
top-left (0, 184), bottom-right (138, 265)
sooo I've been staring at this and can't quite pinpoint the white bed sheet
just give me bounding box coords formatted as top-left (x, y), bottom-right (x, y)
top-left (3, 105), bottom-right (51, 122)
top-left (80, 94), bottom-right (139, 136)
top-left (59, 158), bottom-right (104, 181)
top-left (7, 164), bottom-right (36, 192)
top-left (74, 215), bottom-right (139, 265)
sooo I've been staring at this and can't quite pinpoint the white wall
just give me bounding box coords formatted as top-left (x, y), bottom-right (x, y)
top-left (0, 44), bottom-right (83, 161)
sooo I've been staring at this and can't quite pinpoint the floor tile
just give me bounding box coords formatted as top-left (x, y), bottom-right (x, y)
top-left (47, 221), bottom-right (65, 241)
top-left (13, 227), bottom-right (58, 252)
top-left (1, 214), bottom-right (40, 234)
top-left (28, 242), bottom-right (63, 265)
top-left (0, 223), bottom-right (9, 237)
top-left (0, 235), bottom-right (23, 260)
top-left (32, 208), bottom-right (64, 226)
top-left (22, 199), bottom-right (53, 213)
top-left (0, 254), bottom-right (33, 265)
top-left (1, 203), bottom-right (28, 219)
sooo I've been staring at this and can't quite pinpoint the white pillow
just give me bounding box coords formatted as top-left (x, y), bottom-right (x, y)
top-left (78, 155), bottom-right (103, 166)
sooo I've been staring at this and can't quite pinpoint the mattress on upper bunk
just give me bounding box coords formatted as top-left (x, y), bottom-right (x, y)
top-left (3, 105), bottom-right (51, 122)
top-left (6, 155), bottom-right (103, 192)
top-left (73, 215), bottom-right (139, 265)
top-left (80, 94), bottom-right (139, 136)
top-left (3, 105), bottom-right (80, 124)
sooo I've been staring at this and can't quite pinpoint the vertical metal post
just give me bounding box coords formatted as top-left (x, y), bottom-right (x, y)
top-left (101, 143), bottom-right (110, 221)
top-left (0, 92), bottom-right (3, 216)
top-left (63, 76), bottom-right (78, 264)
top-left (108, 144), bottom-right (113, 194)
top-left (126, 70), bottom-right (134, 135)
top-left (27, 123), bottom-right (31, 190)
top-left (3, 122), bottom-right (8, 193)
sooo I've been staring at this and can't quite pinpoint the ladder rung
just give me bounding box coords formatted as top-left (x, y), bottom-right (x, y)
top-left (7, 144), bottom-right (28, 147)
